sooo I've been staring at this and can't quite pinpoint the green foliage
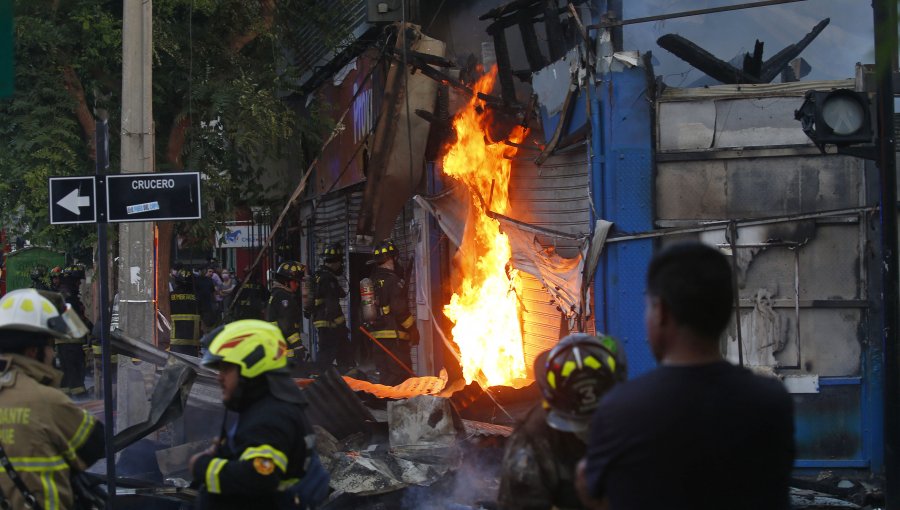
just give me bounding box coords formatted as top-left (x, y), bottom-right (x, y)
top-left (1, 0), bottom-right (339, 255)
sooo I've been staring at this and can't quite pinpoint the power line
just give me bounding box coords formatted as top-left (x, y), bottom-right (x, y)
top-left (591, 0), bottom-right (810, 29)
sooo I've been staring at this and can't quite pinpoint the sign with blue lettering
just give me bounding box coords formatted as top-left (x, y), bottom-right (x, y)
top-left (106, 172), bottom-right (201, 222)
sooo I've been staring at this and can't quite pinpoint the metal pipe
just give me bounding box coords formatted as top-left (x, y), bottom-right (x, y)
top-left (727, 221), bottom-right (743, 367)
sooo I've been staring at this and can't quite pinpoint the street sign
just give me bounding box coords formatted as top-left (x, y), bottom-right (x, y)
top-left (48, 176), bottom-right (97, 225)
top-left (106, 172), bottom-right (201, 222)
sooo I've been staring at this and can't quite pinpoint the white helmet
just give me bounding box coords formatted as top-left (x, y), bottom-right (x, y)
top-left (0, 289), bottom-right (88, 339)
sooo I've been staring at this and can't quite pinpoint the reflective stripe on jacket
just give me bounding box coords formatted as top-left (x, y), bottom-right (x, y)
top-left (0, 354), bottom-right (105, 510)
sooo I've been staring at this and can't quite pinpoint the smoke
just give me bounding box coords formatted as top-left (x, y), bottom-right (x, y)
top-left (400, 440), bottom-right (504, 510)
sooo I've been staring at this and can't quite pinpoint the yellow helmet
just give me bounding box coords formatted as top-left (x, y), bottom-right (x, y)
top-left (201, 320), bottom-right (288, 378)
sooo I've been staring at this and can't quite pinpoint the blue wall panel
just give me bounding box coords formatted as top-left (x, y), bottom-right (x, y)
top-left (591, 67), bottom-right (657, 377)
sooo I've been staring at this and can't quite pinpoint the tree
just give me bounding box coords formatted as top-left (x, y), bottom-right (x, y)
top-left (0, 0), bottom-right (339, 309)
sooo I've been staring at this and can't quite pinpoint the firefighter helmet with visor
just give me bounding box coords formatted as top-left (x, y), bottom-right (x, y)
top-left (201, 320), bottom-right (288, 378)
top-left (0, 289), bottom-right (89, 340)
top-left (274, 261), bottom-right (305, 283)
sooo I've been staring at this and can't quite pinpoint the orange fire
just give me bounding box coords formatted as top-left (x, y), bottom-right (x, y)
top-left (442, 68), bottom-right (528, 388)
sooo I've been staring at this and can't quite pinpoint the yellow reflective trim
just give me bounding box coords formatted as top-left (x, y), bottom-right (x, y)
top-left (278, 478), bottom-right (300, 491)
top-left (381, 306), bottom-right (391, 315)
top-left (0, 456), bottom-right (68, 472)
top-left (561, 361), bottom-right (577, 377)
top-left (42, 302), bottom-right (55, 314)
top-left (370, 330), bottom-right (410, 340)
top-left (583, 355), bottom-right (601, 370)
top-left (607, 355), bottom-right (617, 373)
top-left (21, 299), bottom-right (34, 312)
top-left (65, 411), bottom-right (95, 459)
top-left (42, 471), bottom-right (59, 510)
top-left (206, 458), bottom-right (228, 494)
top-left (239, 444), bottom-right (288, 473)
top-left (171, 314), bottom-right (200, 321)
top-left (547, 371), bottom-right (556, 389)
top-left (170, 339), bottom-right (201, 346)
top-left (314, 299), bottom-right (324, 306)
top-left (286, 333), bottom-right (301, 345)
top-left (400, 315), bottom-right (415, 329)
top-left (1, 299), bottom-right (12, 310)
top-left (333, 316), bottom-right (346, 325)
top-left (312, 321), bottom-right (332, 328)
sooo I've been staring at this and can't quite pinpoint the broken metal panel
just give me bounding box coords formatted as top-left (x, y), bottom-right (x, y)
top-left (659, 79), bottom-right (857, 101)
top-left (657, 101), bottom-right (716, 151)
top-left (303, 368), bottom-right (377, 441)
top-left (519, 272), bottom-right (564, 379)
top-left (713, 97), bottom-right (812, 148)
top-left (726, 156), bottom-right (864, 218)
top-left (356, 25), bottom-right (443, 242)
top-left (656, 160), bottom-right (727, 219)
top-left (508, 148), bottom-right (591, 258)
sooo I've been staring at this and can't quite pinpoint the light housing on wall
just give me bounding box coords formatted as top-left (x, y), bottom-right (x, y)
top-left (795, 89), bottom-right (874, 151)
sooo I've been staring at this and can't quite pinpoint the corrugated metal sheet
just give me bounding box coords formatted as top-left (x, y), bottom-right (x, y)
top-left (302, 368), bottom-right (376, 441)
top-left (508, 144), bottom-right (592, 375)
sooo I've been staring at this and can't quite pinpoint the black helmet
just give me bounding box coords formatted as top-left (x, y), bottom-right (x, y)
top-left (369, 239), bottom-right (398, 266)
top-left (537, 333), bottom-right (627, 433)
top-left (274, 261), bottom-right (305, 283)
top-left (62, 264), bottom-right (85, 280)
top-left (322, 243), bottom-right (344, 264)
top-left (174, 268), bottom-right (194, 286)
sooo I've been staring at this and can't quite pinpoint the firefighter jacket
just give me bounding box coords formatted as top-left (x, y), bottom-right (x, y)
top-left (307, 267), bottom-right (346, 330)
top-left (369, 266), bottom-right (415, 340)
top-left (266, 284), bottom-right (303, 349)
top-left (0, 353), bottom-right (105, 510)
top-left (235, 281), bottom-right (268, 320)
top-left (170, 287), bottom-right (201, 347)
top-left (192, 384), bottom-right (316, 510)
top-left (498, 404), bottom-right (585, 510)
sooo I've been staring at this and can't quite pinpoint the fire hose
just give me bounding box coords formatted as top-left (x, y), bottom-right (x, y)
top-left (358, 326), bottom-right (416, 378)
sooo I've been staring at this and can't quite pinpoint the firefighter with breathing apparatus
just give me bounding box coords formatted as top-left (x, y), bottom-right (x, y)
top-left (0, 289), bottom-right (105, 509)
top-left (362, 239), bottom-right (418, 386)
top-left (190, 319), bottom-right (329, 510)
top-left (498, 333), bottom-right (627, 510)
top-left (266, 261), bottom-right (307, 363)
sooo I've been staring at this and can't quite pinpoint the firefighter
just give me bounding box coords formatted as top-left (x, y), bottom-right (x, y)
top-left (56, 264), bottom-right (89, 397)
top-left (170, 268), bottom-right (202, 356)
top-left (367, 239), bottom-right (418, 386)
top-left (233, 269), bottom-right (269, 321)
top-left (266, 261), bottom-right (307, 362)
top-left (498, 333), bottom-right (627, 510)
top-left (29, 265), bottom-right (49, 290)
top-left (0, 289), bottom-right (105, 509)
top-left (48, 266), bottom-right (62, 291)
top-left (189, 320), bottom-right (329, 510)
top-left (306, 243), bottom-right (351, 374)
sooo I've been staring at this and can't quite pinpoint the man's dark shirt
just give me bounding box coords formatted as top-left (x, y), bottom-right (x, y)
top-left (584, 361), bottom-right (795, 510)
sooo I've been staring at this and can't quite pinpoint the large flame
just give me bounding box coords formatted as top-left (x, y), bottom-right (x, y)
top-left (442, 68), bottom-right (528, 388)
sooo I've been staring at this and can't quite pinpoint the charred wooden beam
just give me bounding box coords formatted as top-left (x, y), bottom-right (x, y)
top-left (657, 17), bottom-right (829, 85)
top-left (757, 18), bottom-right (829, 82)
top-left (406, 50), bottom-right (456, 68)
top-left (657, 34), bottom-right (763, 84)
top-left (518, 8), bottom-right (548, 71)
top-left (544, 0), bottom-right (567, 61)
top-left (479, 0), bottom-right (544, 21)
top-left (742, 40), bottom-right (764, 78)
top-left (488, 25), bottom-right (518, 103)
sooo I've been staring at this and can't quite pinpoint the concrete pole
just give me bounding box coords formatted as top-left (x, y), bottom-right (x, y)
top-left (117, 0), bottom-right (156, 435)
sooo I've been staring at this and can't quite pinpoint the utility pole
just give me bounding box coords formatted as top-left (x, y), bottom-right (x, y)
top-left (874, 0), bottom-right (899, 505)
top-left (117, 0), bottom-right (156, 442)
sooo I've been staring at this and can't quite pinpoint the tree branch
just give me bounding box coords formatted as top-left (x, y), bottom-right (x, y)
top-left (229, 0), bottom-right (276, 53)
top-left (61, 65), bottom-right (97, 161)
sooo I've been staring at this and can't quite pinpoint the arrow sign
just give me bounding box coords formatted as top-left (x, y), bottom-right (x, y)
top-left (57, 188), bottom-right (91, 214)
top-left (48, 176), bottom-right (97, 225)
